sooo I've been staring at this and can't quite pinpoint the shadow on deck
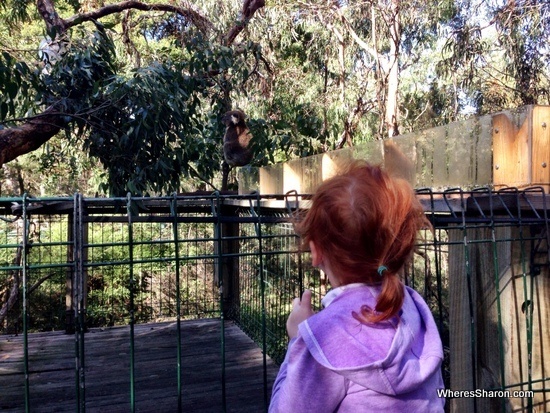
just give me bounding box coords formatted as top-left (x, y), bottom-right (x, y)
top-left (0, 319), bottom-right (278, 412)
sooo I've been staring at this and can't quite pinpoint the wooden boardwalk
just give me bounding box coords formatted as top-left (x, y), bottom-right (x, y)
top-left (0, 319), bottom-right (279, 412)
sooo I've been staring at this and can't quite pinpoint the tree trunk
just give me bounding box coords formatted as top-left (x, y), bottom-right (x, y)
top-left (384, 0), bottom-right (401, 138)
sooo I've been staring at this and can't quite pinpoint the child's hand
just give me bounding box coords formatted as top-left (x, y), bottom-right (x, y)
top-left (286, 289), bottom-right (314, 339)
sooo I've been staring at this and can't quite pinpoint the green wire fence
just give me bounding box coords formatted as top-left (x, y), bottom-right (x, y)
top-left (0, 189), bottom-right (549, 412)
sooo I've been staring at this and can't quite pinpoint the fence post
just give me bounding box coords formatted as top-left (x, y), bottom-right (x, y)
top-left (448, 224), bottom-right (515, 413)
top-left (66, 195), bottom-right (88, 334)
top-left (170, 193), bottom-right (183, 412)
top-left (447, 222), bottom-right (477, 413)
top-left (73, 193), bottom-right (88, 413)
top-left (22, 194), bottom-right (30, 412)
top-left (491, 105), bottom-right (550, 411)
top-left (126, 193), bottom-right (136, 413)
top-left (492, 107), bottom-right (532, 189)
top-left (220, 203), bottom-right (240, 320)
top-left (531, 105), bottom-right (550, 191)
top-left (448, 189), bottom-right (550, 412)
top-left (504, 223), bottom-right (550, 412)
top-left (65, 210), bottom-right (75, 333)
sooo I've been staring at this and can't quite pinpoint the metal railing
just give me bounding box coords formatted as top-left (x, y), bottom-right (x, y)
top-left (0, 189), bottom-right (549, 412)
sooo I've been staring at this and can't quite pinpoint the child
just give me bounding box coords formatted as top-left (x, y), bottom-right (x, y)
top-left (269, 161), bottom-right (445, 412)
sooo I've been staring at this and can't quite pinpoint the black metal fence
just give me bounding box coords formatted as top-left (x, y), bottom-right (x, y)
top-left (0, 189), bottom-right (549, 412)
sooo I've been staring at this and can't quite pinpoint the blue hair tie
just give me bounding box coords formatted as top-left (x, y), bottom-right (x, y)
top-left (377, 266), bottom-right (388, 277)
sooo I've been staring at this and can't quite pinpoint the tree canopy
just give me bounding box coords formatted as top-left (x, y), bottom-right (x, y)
top-left (0, 0), bottom-right (548, 195)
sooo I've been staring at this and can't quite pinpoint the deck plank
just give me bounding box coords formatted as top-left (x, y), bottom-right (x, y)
top-left (0, 319), bottom-right (278, 412)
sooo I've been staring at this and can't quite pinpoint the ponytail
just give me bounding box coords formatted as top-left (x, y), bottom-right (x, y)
top-left (352, 271), bottom-right (404, 323)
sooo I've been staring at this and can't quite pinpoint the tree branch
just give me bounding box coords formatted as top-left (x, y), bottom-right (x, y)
top-left (28, 272), bottom-right (57, 295)
top-left (0, 106), bottom-right (67, 166)
top-left (37, 0), bottom-right (67, 33)
top-left (330, 6), bottom-right (378, 61)
top-left (223, 0), bottom-right (266, 46)
top-left (64, 1), bottom-right (213, 33)
top-left (37, 0), bottom-right (213, 34)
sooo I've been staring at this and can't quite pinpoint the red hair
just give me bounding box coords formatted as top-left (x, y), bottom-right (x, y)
top-left (295, 161), bottom-right (429, 322)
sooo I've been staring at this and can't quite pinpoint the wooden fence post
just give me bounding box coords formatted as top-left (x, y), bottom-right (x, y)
top-left (65, 214), bottom-right (74, 333)
top-left (531, 106), bottom-right (550, 190)
top-left (218, 204), bottom-right (240, 320)
top-left (66, 201), bottom-right (88, 333)
top-left (449, 221), bottom-right (550, 412)
top-left (448, 227), bottom-right (515, 412)
top-left (492, 109), bottom-right (531, 189)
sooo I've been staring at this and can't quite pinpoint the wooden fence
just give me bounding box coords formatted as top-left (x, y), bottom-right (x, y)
top-left (239, 105), bottom-right (550, 194)
top-left (239, 104), bottom-right (550, 413)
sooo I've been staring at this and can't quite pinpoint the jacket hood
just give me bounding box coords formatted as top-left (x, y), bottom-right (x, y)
top-left (298, 285), bottom-right (443, 396)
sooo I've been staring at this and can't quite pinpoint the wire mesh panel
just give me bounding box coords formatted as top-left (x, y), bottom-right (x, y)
top-left (0, 213), bottom-right (26, 334)
top-left (1, 190), bottom-right (549, 412)
top-left (84, 212), bottom-right (219, 328)
top-left (28, 214), bottom-right (72, 331)
top-left (0, 201), bottom-right (72, 334)
top-left (234, 208), bottom-right (327, 365)
top-left (419, 187), bottom-right (550, 412)
top-left (409, 227), bottom-right (451, 386)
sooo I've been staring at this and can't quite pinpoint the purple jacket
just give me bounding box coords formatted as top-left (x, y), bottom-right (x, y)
top-left (269, 284), bottom-right (445, 412)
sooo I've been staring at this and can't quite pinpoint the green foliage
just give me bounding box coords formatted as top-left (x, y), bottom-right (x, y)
top-left (3, 0), bottom-right (33, 24)
top-left (83, 61), bottom-right (210, 195)
top-left (1, 0), bottom-right (549, 194)
top-left (0, 134), bottom-right (100, 196)
top-left (439, 0), bottom-right (550, 115)
top-left (0, 52), bottom-right (39, 122)
top-left (493, 0), bottom-right (550, 105)
top-left (41, 29), bottom-right (116, 109)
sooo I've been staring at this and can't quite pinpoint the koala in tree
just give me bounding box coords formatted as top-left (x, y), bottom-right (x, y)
top-left (222, 110), bottom-right (253, 167)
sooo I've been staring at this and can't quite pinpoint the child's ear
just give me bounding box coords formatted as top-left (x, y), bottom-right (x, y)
top-left (309, 241), bottom-right (323, 267)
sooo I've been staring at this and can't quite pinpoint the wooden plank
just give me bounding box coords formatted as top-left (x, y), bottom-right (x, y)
top-left (531, 106), bottom-right (550, 190)
top-left (383, 138), bottom-right (416, 184)
top-left (0, 319), bottom-right (277, 412)
top-left (492, 110), bottom-right (531, 189)
top-left (445, 117), bottom-right (484, 187)
top-left (259, 165), bottom-right (283, 195)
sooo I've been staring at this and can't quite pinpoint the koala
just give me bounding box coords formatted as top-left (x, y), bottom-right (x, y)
top-left (222, 110), bottom-right (253, 167)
